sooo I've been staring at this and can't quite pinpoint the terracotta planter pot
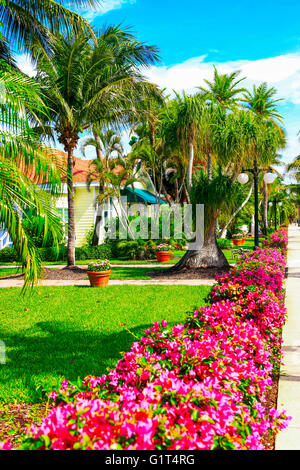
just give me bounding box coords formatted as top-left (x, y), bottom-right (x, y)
top-left (232, 238), bottom-right (245, 246)
top-left (156, 251), bottom-right (171, 262)
top-left (87, 270), bottom-right (111, 287)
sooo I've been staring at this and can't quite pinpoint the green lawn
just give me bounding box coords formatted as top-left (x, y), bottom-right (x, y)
top-left (0, 285), bottom-right (211, 403)
top-left (109, 267), bottom-right (167, 280)
top-left (0, 266), bottom-right (168, 280)
top-left (0, 268), bottom-right (23, 278)
top-left (222, 238), bottom-right (265, 265)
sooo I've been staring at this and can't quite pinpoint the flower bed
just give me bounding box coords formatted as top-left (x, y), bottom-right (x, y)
top-left (1, 228), bottom-right (290, 451)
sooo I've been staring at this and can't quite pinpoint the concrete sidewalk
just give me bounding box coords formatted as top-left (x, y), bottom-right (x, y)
top-left (0, 263), bottom-right (173, 269)
top-left (276, 225), bottom-right (300, 450)
top-left (0, 278), bottom-right (215, 288)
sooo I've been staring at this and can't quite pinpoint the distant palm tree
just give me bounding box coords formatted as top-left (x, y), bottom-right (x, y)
top-left (198, 66), bottom-right (246, 107)
top-left (81, 128), bottom-right (124, 244)
top-left (35, 26), bottom-right (160, 266)
top-left (242, 83), bottom-right (284, 123)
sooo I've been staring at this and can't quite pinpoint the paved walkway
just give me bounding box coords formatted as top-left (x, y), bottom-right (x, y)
top-left (0, 276), bottom-right (215, 288)
top-left (276, 225), bottom-right (300, 449)
top-left (1, 263), bottom-right (174, 269)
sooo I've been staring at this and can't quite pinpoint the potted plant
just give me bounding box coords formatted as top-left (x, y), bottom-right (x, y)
top-left (86, 259), bottom-right (111, 287)
top-left (156, 243), bottom-right (172, 262)
top-left (232, 233), bottom-right (246, 246)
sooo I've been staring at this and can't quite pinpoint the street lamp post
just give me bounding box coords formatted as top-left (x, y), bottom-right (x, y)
top-left (238, 164), bottom-right (276, 249)
top-left (278, 201), bottom-right (283, 226)
top-left (271, 198), bottom-right (282, 231)
top-left (269, 202), bottom-right (273, 227)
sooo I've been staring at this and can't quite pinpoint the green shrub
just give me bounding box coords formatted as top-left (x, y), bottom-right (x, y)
top-left (109, 239), bottom-right (156, 260)
top-left (0, 247), bottom-right (18, 263)
top-left (0, 244), bottom-right (112, 264)
top-left (75, 244), bottom-right (111, 261)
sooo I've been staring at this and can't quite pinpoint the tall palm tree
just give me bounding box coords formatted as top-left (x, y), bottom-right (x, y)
top-left (0, 63), bottom-right (63, 288)
top-left (0, 0), bottom-right (99, 58)
top-left (243, 83), bottom-right (285, 233)
top-left (198, 67), bottom-right (246, 179)
top-left (165, 92), bottom-right (204, 191)
top-left (35, 26), bottom-right (160, 266)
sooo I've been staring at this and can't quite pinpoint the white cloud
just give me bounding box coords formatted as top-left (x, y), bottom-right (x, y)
top-left (80, 0), bottom-right (136, 21)
top-left (16, 54), bottom-right (36, 77)
top-left (145, 53), bottom-right (300, 105)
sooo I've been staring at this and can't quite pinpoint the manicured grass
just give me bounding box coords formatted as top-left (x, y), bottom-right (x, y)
top-left (0, 266), bottom-right (167, 281)
top-left (0, 268), bottom-right (23, 278)
top-left (223, 238), bottom-right (266, 265)
top-left (109, 267), bottom-right (167, 280)
top-left (0, 285), bottom-right (211, 403)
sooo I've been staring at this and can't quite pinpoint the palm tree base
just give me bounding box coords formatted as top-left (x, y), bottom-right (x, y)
top-left (169, 238), bottom-right (229, 272)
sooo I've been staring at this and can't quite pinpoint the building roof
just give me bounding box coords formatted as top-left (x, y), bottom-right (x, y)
top-left (18, 148), bottom-right (124, 185)
top-left (122, 187), bottom-right (168, 205)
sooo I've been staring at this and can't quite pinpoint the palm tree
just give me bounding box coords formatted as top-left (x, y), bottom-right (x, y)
top-left (170, 108), bottom-right (284, 271)
top-left (35, 27), bottom-right (160, 266)
top-left (198, 67), bottom-right (246, 107)
top-left (0, 0), bottom-right (99, 58)
top-left (198, 67), bottom-right (246, 179)
top-left (0, 63), bottom-right (63, 288)
top-left (81, 128), bottom-right (124, 244)
top-left (164, 92), bottom-right (204, 191)
top-left (243, 83), bottom-right (285, 233)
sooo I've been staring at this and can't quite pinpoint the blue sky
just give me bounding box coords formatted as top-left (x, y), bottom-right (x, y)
top-left (18, 0), bottom-right (300, 163)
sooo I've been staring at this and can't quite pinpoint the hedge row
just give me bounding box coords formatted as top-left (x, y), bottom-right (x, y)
top-left (0, 244), bottom-right (112, 264)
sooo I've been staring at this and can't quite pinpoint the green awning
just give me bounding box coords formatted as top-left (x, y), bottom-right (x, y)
top-left (122, 187), bottom-right (168, 204)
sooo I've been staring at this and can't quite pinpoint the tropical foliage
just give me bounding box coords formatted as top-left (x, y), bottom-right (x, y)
top-left (0, 62), bottom-right (63, 288)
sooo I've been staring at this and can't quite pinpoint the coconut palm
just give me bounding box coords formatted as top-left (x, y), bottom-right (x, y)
top-left (198, 67), bottom-right (246, 108)
top-left (287, 154), bottom-right (300, 183)
top-left (0, 0), bottom-right (99, 58)
top-left (0, 64), bottom-right (63, 288)
top-left (35, 26), bottom-right (160, 266)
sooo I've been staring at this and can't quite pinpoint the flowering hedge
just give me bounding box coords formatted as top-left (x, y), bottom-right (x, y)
top-left (263, 227), bottom-right (288, 255)
top-left (1, 228), bottom-right (290, 451)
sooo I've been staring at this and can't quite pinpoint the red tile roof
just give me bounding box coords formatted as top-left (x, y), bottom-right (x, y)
top-left (18, 148), bottom-right (124, 185)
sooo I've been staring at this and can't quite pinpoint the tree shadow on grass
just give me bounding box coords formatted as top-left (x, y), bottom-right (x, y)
top-left (0, 321), bottom-right (156, 403)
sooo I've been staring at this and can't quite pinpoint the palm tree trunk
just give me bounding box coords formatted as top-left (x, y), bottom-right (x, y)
top-left (262, 180), bottom-right (268, 234)
top-left (169, 213), bottom-right (229, 271)
top-left (207, 153), bottom-right (212, 181)
top-left (187, 141), bottom-right (194, 191)
top-left (67, 148), bottom-right (76, 266)
top-left (92, 132), bottom-right (102, 245)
